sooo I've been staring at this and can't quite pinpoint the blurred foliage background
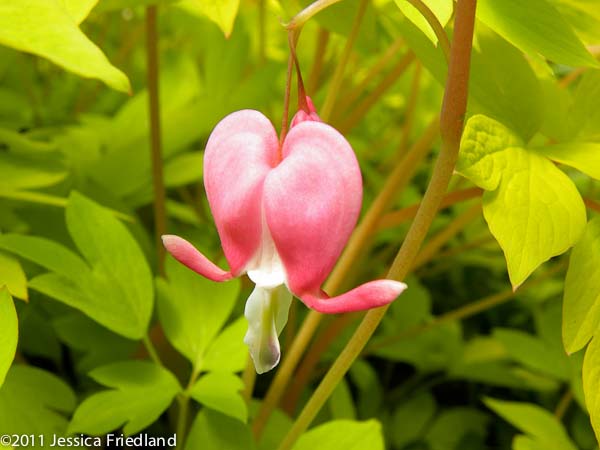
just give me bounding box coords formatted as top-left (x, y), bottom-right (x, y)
top-left (1, 0), bottom-right (600, 449)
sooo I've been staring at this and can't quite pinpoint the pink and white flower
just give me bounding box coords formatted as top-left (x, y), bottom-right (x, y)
top-left (162, 102), bottom-right (406, 373)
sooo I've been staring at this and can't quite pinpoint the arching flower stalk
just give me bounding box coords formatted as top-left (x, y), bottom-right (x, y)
top-left (162, 99), bottom-right (407, 373)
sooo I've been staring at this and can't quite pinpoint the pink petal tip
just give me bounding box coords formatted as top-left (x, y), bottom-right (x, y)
top-left (298, 280), bottom-right (407, 314)
top-left (161, 235), bottom-right (233, 282)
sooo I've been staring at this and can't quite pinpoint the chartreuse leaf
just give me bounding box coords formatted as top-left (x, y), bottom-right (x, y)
top-left (393, 0), bottom-right (452, 44)
top-left (68, 361), bottom-right (181, 436)
top-left (562, 218), bottom-right (600, 354)
top-left (63, 191), bottom-right (153, 339)
top-left (0, 153), bottom-right (66, 190)
top-left (178, 0), bottom-right (240, 38)
top-left (477, 0), bottom-right (598, 67)
top-left (484, 398), bottom-right (577, 450)
top-left (186, 409), bottom-right (255, 450)
top-left (583, 335), bottom-right (600, 442)
top-left (156, 256), bottom-right (240, 370)
top-left (60, 0), bottom-right (98, 24)
top-left (0, 1), bottom-right (130, 92)
top-left (189, 372), bottom-right (247, 423)
top-left (0, 365), bottom-right (76, 436)
top-left (457, 115), bottom-right (586, 287)
top-left (0, 251), bottom-right (27, 301)
top-left (0, 192), bottom-right (153, 339)
top-left (537, 143), bottom-right (600, 180)
top-left (292, 420), bottom-right (384, 450)
top-left (0, 289), bottom-right (17, 388)
top-left (202, 317), bottom-right (247, 373)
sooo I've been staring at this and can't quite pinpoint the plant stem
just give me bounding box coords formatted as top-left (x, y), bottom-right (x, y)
top-left (285, 0), bottom-right (344, 30)
top-left (407, 0), bottom-right (451, 62)
top-left (378, 187), bottom-right (482, 230)
top-left (413, 201), bottom-right (481, 268)
top-left (320, 0), bottom-right (369, 121)
top-left (554, 389), bottom-right (573, 420)
top-left (395, 62), bottom-right (422, 161)
top-left (143, 335), bottom-right (162, 366)
top-left (307, 29), bottom-right (330, 94)
top-left (242, 353), bottom-right (257, 402)
top-left (175, 366), bottom-right (201, 450)
top-left (366, 263), bottom-right (565, 354)
top-left (338, 51), bottom-right (415, 133)
top-left (335, 37), bottom-right (405, 113)
top-left (276, 2), bottom-right (477, 447)
top-left (146, 5), bottom-right (167, 276)
top-left (279, 53), bottom-right (295, 152)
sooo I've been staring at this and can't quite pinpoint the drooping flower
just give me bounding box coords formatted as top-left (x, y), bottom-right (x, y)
top-left (162, 100), bottom-right (407, 373)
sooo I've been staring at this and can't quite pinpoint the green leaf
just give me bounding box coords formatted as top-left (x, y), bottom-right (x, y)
top-left (425, 408), bottom-right (489, 450)
top-left (164, 151), bottom-right (204, 188)
top-left (53, 313), bottom-right (137, 373)
top-left (186, 409), bottom-right (255, 450)
top-left (391, 392), bottom-right (436, 448)
top-left (0, 289), bottom-right (17, 388)
top-left (156, 255), bottom-right (240, 370)
top-left (292, 420), bottom-right (384, 450)
top-left (537, 142), bottom-right (600, 181)
top-left (202, 317), bottom-right (247, 373)
top-left (68, 361), bottom-right (181, 436)
top-left (0, 153), bottom-right (66, 190)
top-left (0, 251), bottom-right (27, 301)
top-left (328, 378), bottom-right (356, 420)
top-left (0, 0), bottom-right (130, 92)
top-left (393, 0), bottom-right (452, 44)
top-left (190, 372), bottom-right (247, 423)
top-left (563, 218), bottom-right (600, 353)
top-left (477, 0), bottom-right (598, 67)
top-left (469, 28), bottom-right (544, 141)
top-left (583, 335), bottom-right (600, 443)
top-left (64, 192), bottom-right (154, 339)
top-left (0, 234), bottom-right (90, 279)
top-left (0, 365), bottom-right (76, 436)
top-left (178, 0), bottom-right (240, 38)
top-left (494, 328), bottom-right (570, 380)
top-left (457, 115), bottom-right (586, 287)
top-left (569, 70), bottom-right (600, 141)
top-left (484, 398), bottom-right (577, 450)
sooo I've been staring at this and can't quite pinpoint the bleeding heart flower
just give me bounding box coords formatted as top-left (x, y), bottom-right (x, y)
top-left (162, 99), bottom-right (407, 373)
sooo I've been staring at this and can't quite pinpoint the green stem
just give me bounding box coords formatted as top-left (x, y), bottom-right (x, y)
top-left (143, 335), bottom-right (162, 366)
top-left (276, 2), bottom-right (477, 448)
top-left (175, 366), bottom-right (201, 450)
top-left (407, 0), bottom-right (451, 62)
top-left (285, 0), bottom-right (344, 30)
top-left (320, 0), bottom-right (369, 121)
top-left (146, 5), bottom-right (167, 276)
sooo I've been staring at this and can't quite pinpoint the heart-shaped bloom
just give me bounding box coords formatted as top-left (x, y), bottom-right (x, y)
top-left (162, 101), bottom-right (407, 373)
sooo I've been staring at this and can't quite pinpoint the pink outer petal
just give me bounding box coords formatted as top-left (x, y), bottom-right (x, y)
top-left (291, 97), bottom-right (321, 127)
top-left (204, 110), bottom-right (279, 276)
top-left (162, 235), bottom-right (232, 282)
top-left (263, 121), bottom-right (362, 295)
top-left (299, 280), bottom-right (407, 314)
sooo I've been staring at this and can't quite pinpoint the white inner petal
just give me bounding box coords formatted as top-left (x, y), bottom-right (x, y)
top-left (247, 209), bottom-right (286, 289)
top-left (243, 284), bottom-right (293, 374)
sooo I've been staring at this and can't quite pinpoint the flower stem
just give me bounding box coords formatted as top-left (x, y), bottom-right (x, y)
top-left (276, 1), bottom-right (477, 447)
top-left (338, 51), bottom-right (415, 133)
top-left (320, 0), bottom-right (369, 121)
top-left (142, 335), bottom-right (162, 366)
top-left (175, 366), bottom-right (201, 450)
top-left (242, 353), bottom-right (257, 402)
top-left (146, 5), bottom-right (167, 276)
top-left (407, 0), bottom-right (451, 62)
top-left (285, 0), bottom-right (344, 30)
